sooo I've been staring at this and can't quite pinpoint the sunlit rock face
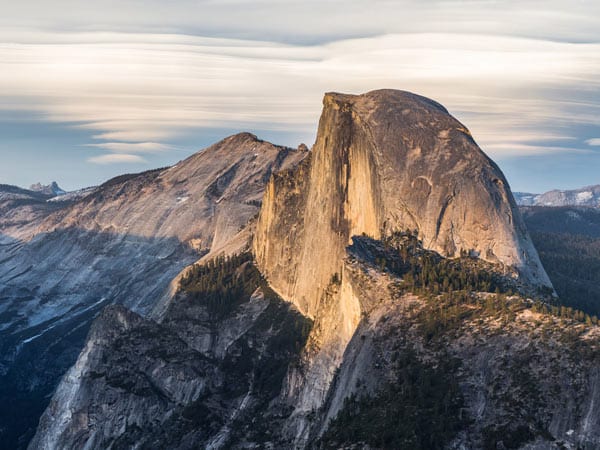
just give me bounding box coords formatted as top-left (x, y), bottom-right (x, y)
top-left (27, 90), bottom-right (567, 450)
top-left (255, 89), bottom-right (551, 319)
top-left (253, 89), bottom-right (552, 444)
top-left (0, 133), bottom-right (306, 449)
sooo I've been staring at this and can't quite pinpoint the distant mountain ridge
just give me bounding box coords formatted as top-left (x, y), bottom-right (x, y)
top-left (0, 133), bottom-right (306, 449)
top-left (515, 184), bottom-right (600, 207)
top-left (30, 90), bottom-right (570, 450)
top-left (7, 90), bottom-right (600, 450)
top-left (28, 181), bottom-right (66, 197)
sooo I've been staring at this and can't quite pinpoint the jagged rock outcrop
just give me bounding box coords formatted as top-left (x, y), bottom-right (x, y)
top-left (29, 182), bottom-right (66, 197)
top-left (0, 133), bottom-right (305, 449)
top-left (30, 258), bottom-right (312, 450)
top-left (253, 89), bottom-right (552, 443)
top-left (28, 90), bottom-right (574, 450)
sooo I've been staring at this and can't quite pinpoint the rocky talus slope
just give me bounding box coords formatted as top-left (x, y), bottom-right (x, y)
top-left (0, 133), bottom-right (305, 449)
top-left (28, 89), bottom-right (600, 450)
top-left (31, 238), bottom-right (600, 450)
top-left (253, 89), bottom-right (553, 443)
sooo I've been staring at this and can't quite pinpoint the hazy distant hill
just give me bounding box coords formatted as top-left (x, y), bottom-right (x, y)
top-left (522, 206), bottom-right (600, 317)
top-left (28, 181), bottom-right (66, 197)
top-left (515, 185), bottom-right (600, 207)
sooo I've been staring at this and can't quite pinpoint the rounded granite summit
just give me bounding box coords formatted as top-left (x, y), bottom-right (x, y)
top-left (256, 89), bottom-right (553, 318)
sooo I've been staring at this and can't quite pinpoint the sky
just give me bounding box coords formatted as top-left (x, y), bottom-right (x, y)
top-left (1, 0), bottom-right (600, 193)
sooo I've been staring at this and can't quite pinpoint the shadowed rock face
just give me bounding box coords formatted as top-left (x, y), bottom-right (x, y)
top-left (253, 89), bottom-right (553, 444)
top-left (27, 90), bottom-right (568, 450)
top-left (0, 133), bottom-right (306, 449)
top-left (255, 89), bottom-right (552, 318)
top-left (29, 259), bottom-right (312, 450)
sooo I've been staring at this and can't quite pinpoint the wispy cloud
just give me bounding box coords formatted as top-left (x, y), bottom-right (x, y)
top-left (0, 0), bottom-right (599, 186)
top-left (85, 142), bottom-right (173, 153)
top-left (586, 138), bottom-right (600, 146)
top-left (1, 30), bottom-right (599, 161)
top-left (2, 1), bottom-right (599, 45)
top-left (88, 154), bottom-right (147, 165)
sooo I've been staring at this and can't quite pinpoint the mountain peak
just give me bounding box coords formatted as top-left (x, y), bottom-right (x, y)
top-left (256, 89), bottom-right (552, 317)
top-left (324, 89), bottom-right (450, 115)
top-left (515, 184), bottom-right (600, 207)
top-left (223, 131), bottom-right (261, 144)
top-left (29, 181), bottom-right (66, 197)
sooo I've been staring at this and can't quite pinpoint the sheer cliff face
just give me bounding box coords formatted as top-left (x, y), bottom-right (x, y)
top-left (30, 247), bottom-right (600, 450)
top-left (30, 90), bottom-right (597, 450)
top-left (0, 133), bottom-right (306, 449)
top-left (253, 90), bottom-right (552, 443)
top-left (255, 90), bottom-right (551, 319)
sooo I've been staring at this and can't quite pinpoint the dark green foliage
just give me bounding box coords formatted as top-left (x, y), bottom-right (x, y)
top-left (520, 206), bottom-right (600, 317)
top-left (226, 299), bottom-right (313, 445)
top-left (252, 301), bottom-right (313, 397)
top-left (336, 229), bottom-right (599, 450)
top-left (320, 349), bottom-right (465, 450)
top-left (482, 424), bottom-right (535, 450)
top-left (354, 231), bottom-right (511, 295)
top-left (176, 253), bottom-right (313, 446)
top-left (521, 206), bottom-right (600, 238)
top-left (180, 253), bottom-right (262, 319)
top-left (529, 231), bottom-right (600, 317)
top-left (531, 300), bottom-right (599, 326)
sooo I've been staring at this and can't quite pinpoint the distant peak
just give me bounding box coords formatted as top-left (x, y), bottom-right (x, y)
top-left (29, 181), bottom-right (67, 197)
top-left (225, 132), bottom-right (262, 143)
top-left (198, 132), bottom-right (295, 158)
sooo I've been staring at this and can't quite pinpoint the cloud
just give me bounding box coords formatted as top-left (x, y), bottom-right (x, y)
top-left (85, 142), bottom-right (173, 153)
top-left (0, 2), bottom-right (600, 169)
top-left (88, 154), bottom-right (147, 165)
top-left (586, 138), bottom-right (600, 146)
top-left (1, 1), bottom-right (599, 45)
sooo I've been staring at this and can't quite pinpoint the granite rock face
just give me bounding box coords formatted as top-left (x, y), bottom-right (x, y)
top-left (255, 90), bottom-right (551, 318)
top-left (0, 133), bottom-right (305, 449)
top-left (253, 89), bottom-right (553, 444)
top-left (28, 90), bottom-right (574, 450)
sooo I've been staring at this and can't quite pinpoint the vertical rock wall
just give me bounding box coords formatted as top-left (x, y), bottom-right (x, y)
top-left (253, 89), bottom-right (553, 444)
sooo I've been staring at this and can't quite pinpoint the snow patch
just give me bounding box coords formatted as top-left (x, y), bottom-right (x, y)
top-left (19, 297), bottom-right (109, 347)
top-left (576, 191), bottom-right (593, 203)
top-left (48, 187), bottom-right (97, 203)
